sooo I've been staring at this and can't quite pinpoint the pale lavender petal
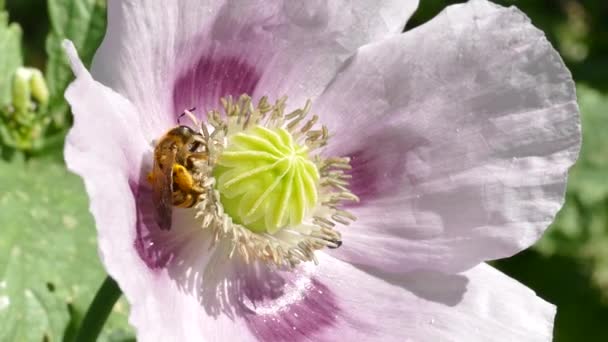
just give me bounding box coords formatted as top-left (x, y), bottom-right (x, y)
top-left (315, 0), bottom-right (580, 273)
top-left (92, 0), bottom-right (419, 140)
top-left (63, 0), bottom-right (566, 339)
top-left (63, 40), bottom-right (148, 188)
top-left (313, 255), bottom-right (555, 341)
top-left (228, 254), bottom-right (554, 341)
top-left (64, 42), bottom-right (258, 341)
top-left (63, 49), bottom-right (555, 337)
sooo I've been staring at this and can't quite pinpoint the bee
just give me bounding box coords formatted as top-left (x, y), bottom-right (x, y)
top-left (148, 110), bottom-right (209, 230)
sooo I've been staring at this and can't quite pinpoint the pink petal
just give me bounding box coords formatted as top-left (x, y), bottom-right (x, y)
top-left (230, 254), bottom-right (554, 341)
top-left (65, 40), bottom-right (337, 341)
top-left (63, 40), bottom-right (148, 188)
top-left (92, 0), bottom-right (419, 140)
top-left (314, 0), bottom-right (580, 274)
top-left (63, 44), bottom-right (554, 337)
top-left (63, 0), bottom-right (564, 339)
top-left (64, 41), bottom-right (258, 341)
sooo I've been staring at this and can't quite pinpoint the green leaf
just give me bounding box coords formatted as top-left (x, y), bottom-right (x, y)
top-left (45, 0), bottom-right (106, 126)
top-left (561, 85), bottom-right (608, 208)
top-left (0, 11), bottom-right (23, 107)
top-left (537, 85), bottom-right (608, 303)
top-left (0, 160), bottom-right (133, 341)
top-left (575, 86), bottom-right (608, 169)
top-left (541, 85), bottom-right (608, 248)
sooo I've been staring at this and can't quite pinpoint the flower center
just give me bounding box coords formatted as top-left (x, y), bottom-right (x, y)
top-left (214, 125), bottom-right (319, 234)
top-left (164, 95), bottom-right (358, 267)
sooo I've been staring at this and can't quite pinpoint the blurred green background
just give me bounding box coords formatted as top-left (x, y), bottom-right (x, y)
top-left (1, 0), bottom-right (607, 341)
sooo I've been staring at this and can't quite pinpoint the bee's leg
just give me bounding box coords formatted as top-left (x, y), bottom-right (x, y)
top-left (172, 164), bottom-right (195, 192)
top-left (183, 193), bottom-right (197, 208)
top-left (173, 191), bottom-right (199, 208)
top-left (188, 135), bottom-right (208, 153)
top-left (172, 191), bottom-right (184, 205)
top-left (172, 191), bottom-right (195, 208)
top-left (184, 156), bottom-right (209, 194)
top-left (190, 183), bottom-right (206, 194)
top-left (185, 153), bottom-right (209, 169)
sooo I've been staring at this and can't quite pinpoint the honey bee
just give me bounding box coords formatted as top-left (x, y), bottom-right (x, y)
top-left (148, 111), bottom-right (209, 230)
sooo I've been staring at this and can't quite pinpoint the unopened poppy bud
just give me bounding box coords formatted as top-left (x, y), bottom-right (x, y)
top-left (29, 69), bottom-right (49, 107)
top-left (11, 67), bottom-right (49, 112)
top-left (12, 67), bottom-right (32, 113)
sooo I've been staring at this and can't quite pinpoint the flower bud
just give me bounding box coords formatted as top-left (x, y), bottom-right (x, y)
top-left (11, 67), bottom-right (49, 112)
top-left (29, 69), bottom-right (49, 107)
top-left (11, 67), bottom-right (32, 113)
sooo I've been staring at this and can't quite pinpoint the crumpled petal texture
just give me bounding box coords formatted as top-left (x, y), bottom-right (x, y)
top-left (318, 0), bottom-right (580, 274)
top-left (62, 0), bottom-right (577, 340)
top-left (306, 255), bottom-right (555, 342)
top-left (64, 43), bottom-right (259, 341)
top-left (92, 0), bottom-right (418, 140)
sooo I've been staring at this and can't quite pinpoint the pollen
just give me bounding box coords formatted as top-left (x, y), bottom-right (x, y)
top-left (188, 95), bottom-right (358, 267)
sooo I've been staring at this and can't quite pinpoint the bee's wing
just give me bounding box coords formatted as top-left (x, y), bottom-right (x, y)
top-left (152, 149), bottom-right (176, 230)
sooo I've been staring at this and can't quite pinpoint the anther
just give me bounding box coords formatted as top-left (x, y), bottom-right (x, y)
top-left (186, 94), bottom-right (358, 267)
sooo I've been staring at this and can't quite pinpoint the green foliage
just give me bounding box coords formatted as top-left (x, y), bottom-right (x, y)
top-left (45, 0), bottom-right (106, 128)
top-left (494, 251), bottom-right (608, 342)
top-left (566, 87), bottom-right (608, 208)
top-left (0, 0), bottom-right (605, 341)
top-left (0, 160), bottom-right (133, 341)
top-left (0, 0), bottom-right (107, 157)
top-left (0, 67), bottom-right (52, 152)
top-left (0, 11), bottom-right (23, 107)
top-left (536, 86), bottom-right (608, 298)
top-left (0, 2), bottom-right (131, 338)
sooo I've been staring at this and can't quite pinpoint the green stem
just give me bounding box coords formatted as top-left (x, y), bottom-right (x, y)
top-left (74, 276), bottom-right (122, 342)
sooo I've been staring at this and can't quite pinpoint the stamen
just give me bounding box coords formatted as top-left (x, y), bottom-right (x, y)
top-left (185, 94), bottom-right (358, 267)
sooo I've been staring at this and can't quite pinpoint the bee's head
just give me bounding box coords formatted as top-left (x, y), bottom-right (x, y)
top-left (169, 126), bottom-right (205, 152)
top-left (171, 125), bottom-right (197, 138)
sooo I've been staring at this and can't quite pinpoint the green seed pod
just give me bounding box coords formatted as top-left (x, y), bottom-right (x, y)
top-left (214, 125), bottom-right (320, 234)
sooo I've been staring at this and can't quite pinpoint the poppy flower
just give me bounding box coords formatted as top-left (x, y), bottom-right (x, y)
top-left (64, 0), bottom-right (580, 340)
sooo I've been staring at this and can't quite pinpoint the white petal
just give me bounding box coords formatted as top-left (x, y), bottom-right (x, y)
top-left (314, 0), bottom-right (580, 273)
top-left (233, 254), bottom-right (555, 341)
top-left (311, 255), bottom-right (556, 341)
top-left (92, 0), bottom-right (419, 140)
top-left (64, 42), bottom-right (256, 341)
